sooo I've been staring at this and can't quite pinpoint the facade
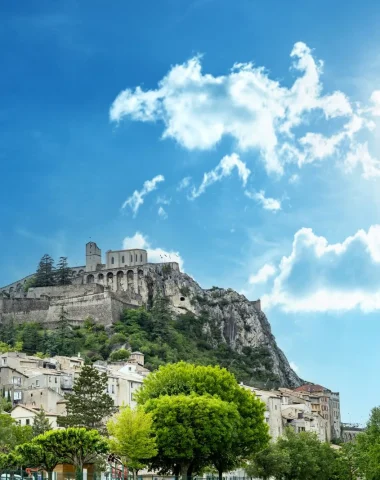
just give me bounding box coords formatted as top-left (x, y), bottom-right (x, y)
top-left (11, 404), bottom-right (58, 428)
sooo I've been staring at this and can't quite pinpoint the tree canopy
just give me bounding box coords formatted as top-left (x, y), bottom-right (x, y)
top-left (58, 364), bottom-right (115, 432)
top-left (107, 405), bottom-right (157, 478)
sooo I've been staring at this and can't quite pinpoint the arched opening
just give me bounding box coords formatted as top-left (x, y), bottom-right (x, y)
top-left (87, 274), bottom-right (94, 284)
top-left (138, 269), bottom-right (144, 280)
top-left (107, 272), bottom-right (114, 286)
top-left (117, 271), bottom-right (124, 289)
top-left (98, 273), bottom-right (104, 282)
top-left (127, 270), bottom-right (134, 288)
top-left (78, 270), bottom-right (84, 276)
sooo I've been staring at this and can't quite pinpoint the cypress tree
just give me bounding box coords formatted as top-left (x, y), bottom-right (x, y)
top-left (55, 257), bottom-right (73, 286)
top-left (35, 254), bottom-right (56, 287)
top-left (58, 365), bottom-right (115, 433)
top-left (32, 406), bottom-right (52, 436)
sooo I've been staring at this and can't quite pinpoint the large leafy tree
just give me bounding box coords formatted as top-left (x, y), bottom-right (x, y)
top-left (137, 362), bottom-right (269, 478)
top-left (55, 257), bottom-right (73, 286)
top-left (0, 414), bottom-right (33, 454)
top-left (29, 428), bottom-right (108, 480)
top-left (107, 405), bottom-right (157, 479)
top-left (146, 394), bottom-right (240, 478)
top-left (17, 440), bottom-right (60, 480)
top-left (58, 365), bottom-right (114, 432)
top-left (34, 254), bottom-right (56, 287)
top-left (249, 428), bottom-right (339, 480)
top-left (32, 407), bottom-right (52, 436)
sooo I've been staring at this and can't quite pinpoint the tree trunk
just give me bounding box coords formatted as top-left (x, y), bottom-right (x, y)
top-left (48, 471), bottom-right (53, 480)
top-left (180, 463), bottom-right (190, 480)
top-left (218, 468), bottom-right (223, 480)
top-left (75, 466), bottom-right (83, 480)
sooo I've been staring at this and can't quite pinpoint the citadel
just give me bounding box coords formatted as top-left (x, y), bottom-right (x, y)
top-left (0, 241), bottom-right (182, 326)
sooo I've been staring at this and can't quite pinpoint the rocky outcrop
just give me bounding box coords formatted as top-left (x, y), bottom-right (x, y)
top-left (139, 263), bottom-right (302, 388)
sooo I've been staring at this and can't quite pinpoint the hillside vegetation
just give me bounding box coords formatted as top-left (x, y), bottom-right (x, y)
top-left (0, 298), bottom-right (280, 388)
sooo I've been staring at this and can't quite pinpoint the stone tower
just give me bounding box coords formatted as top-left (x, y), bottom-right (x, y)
top-left (86, 242), bottom-right (102, 272)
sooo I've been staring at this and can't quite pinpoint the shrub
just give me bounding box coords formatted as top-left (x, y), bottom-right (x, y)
top-left (110, 349), bottom-right (130, 362)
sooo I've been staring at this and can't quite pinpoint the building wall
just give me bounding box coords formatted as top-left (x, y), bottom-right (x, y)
top-left (86, 242), bottom-right (102, 273)
top-left (106, 249), bottom-right (148, 269)
top-left (330, 392), bottom-right (341, 440)
top-left (27, 284), bottom-right (103, 299)
top-left (11, 406), bottom-right (58, 428)
top-left (22, 387), bottom-right (64, 413)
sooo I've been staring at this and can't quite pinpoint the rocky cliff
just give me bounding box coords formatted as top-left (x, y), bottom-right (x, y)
top-left (136, 263), bottom-right (302, 389)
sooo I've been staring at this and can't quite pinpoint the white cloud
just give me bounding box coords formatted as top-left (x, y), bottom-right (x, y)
top-left (245, 190), bottom-right (281, 211)
top-left (289, 174), bottom-right (300, 184)
top-left (177, 176), bottom-right (191, 191)
top-left (156, 196), bottom-right (171, 205)
top-left (190, 153), bottom-right (250, 199)
top-left (122, 175), bottom-right (164, 216)
top-left (343, 142), bottom-right (380, 179)
top-left (249, 264), bottom-right (276, 285)
top-left (290, 361), bottom-right (300, 373)
top-left (262, 226), bottom-right (380, 312)
top-left (123, 232), bottom-right (184, 270)
top-left (110, 42), bottom-right (377, 178)
top-left (158, 206), bottom-right (168, 219)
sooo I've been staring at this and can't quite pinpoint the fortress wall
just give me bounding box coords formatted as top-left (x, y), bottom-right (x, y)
top-left (27, 284), bottom-right (103, 299)
top-left (0, 298), bottom-right (50, 324)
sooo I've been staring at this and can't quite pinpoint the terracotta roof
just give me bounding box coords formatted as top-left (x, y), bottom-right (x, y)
top-left (293, 384), bottom-right (328, 393)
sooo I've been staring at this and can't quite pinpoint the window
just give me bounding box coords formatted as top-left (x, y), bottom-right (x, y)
top-left (26, 419), bottom-right (30, 425)
top-left (49, 376), bottom-right (52, 382)
top-left (36, 380), bottom-right (40, 386)
top-left (12, 376), bottom-right (21, 385)
top-left (122, 256), bottom-right (124, 263)
top-left (135, 254), bottom-right (137, 261)
top-left (111, 385), bottom-right (115, 394)
top-left (2, 358), bottom-right (6, 365)
top-left (111, 257), bottom-right (114, 264)
top-left (130, 255), bottom-right (133, 262)
top-left (140, 254), bottom-right (142, 262)
top-left (13, 391), bottom-right (21, 400)
top-left (55, 377), bottom-right (58, 384)
top-left (275, 404), bottom-right (277, 410)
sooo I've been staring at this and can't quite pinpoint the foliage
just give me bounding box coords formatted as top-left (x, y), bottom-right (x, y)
top-left (55, 257), bottom-right (73, 286)
top-left (0, 414), bottom-right (33, 454)
top-left (58, 364), bottom-right (115, 432)
top-left (32, 407), bottom-right (52, 436)
top-left (354, 406), bottom-right (380, 480)
top-left (137, 362), bottom-right (269, 477)
top-left (0, 396), bottom-right (12, 413)
top-left (107, 405), bottom-right (157, 476)
top-left (109, 349), bottom-right (130, 362)
top-left (17, 440), bottom-right (60, 479)
top-left (30, 427), bottom-right (108, 477)
top-left (23, 276), bottom-right (36, 292)
top-left (34, 254), bottom-right (56, 287)
top-left (146, 394), bottom-right (240, 477)
top-left (0, 451), bottom-right (23, 470)
top-left (248, 428), bottom-right (340, 480)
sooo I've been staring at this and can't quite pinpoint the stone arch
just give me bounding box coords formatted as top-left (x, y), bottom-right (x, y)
top-left (117, 271), bottom-right (124, 289)
top-left (107, 272), bottom-right (114, 286)
top-left (98, 273), bottom-right (104, 282)
top-left (127, 270), bottom-right (134, 289)
top-left (87, 274), bottom-right (94, 284)
top-left (78, 269), bottom-right (84, 276)
top-left (138, 269), bottom-right (144, 280)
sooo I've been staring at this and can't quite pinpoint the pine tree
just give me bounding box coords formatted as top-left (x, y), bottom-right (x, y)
top-left (32, 406), bottom-right (52, 436)
top-left (35, 254), bottom-right (56, 287)
top-left (58, 365), bottom-right (115, 433)
top-left (55, 257), bottom-right (73, 286)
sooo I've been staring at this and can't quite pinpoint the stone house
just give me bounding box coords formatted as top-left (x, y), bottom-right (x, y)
top-left (11, 404), bottom-right (58, 428)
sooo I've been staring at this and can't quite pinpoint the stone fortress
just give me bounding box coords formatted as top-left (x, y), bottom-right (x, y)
top-left (0, 242), bottom-right (181, 326)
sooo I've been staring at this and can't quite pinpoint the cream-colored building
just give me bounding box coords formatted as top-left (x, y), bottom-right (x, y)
top-left (11, 404), bottom-right (58, 429)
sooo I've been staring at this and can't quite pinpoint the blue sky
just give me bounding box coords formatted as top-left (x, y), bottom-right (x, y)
top-left (2, 0), bottom-right (380, 424)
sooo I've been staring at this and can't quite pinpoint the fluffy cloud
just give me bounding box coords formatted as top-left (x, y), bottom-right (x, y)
top-left (177, 176), bottom-right (191, 191)
top-left (249, 264), bottom-right (276, 285)
top-left (123, 232), bottom-right (184, 270)
top-left (190, 153), bottom-right (250, 199)
top-left (110, 42), bottom-right (378, 178)
top-left (122, 175), bottom-right (164, 216)
top-left (158, 206), bottom-right (168, 219)
top-left (245, 190), bottom-right (281, 211)
top-left (262, 226), bottom-right (380, 312)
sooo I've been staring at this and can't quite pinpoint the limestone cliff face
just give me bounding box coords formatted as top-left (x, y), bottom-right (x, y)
top-left (137, 263), bottom-right (302, 389)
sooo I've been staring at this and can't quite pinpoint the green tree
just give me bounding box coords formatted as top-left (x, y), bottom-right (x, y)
top-left (17, 440), bottom-right (60, 480)
top-left (0, 396), bottom-right (12, 413)
top-left (23, 276), bottom-right (36, 292)
top-left (109, 349), bottom-right (130, 362)
top-left (246, 445), bottom-right (291, 480)
top-left (55, 257), bottom-right (73, 286)
top-left (137, 362), bottom-right (269, 478)
top-left (58, 365), bottom-right (115, 432)
top-left (355, 406), bottom-right (380, 480)
top-left (19, 322), bottom-right (43, 355)
top-left (32, 407), bottom-right (52, 436)
top-left (29, 428), bottom-right (108, 480)
top-left (0, 414), bottom-right (33, 453)
top-left (146, 394), bottom-right (240, 478)
top-left (107, 405), bottom-right (157, 479)
top-left (34, 254), bottom-right (56, 287)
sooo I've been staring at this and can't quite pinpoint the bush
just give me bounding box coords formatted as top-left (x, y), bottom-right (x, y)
top-left (110, 349), bottom-right (130, 362)
top-left (109, 333), bottom-right (127, 346)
